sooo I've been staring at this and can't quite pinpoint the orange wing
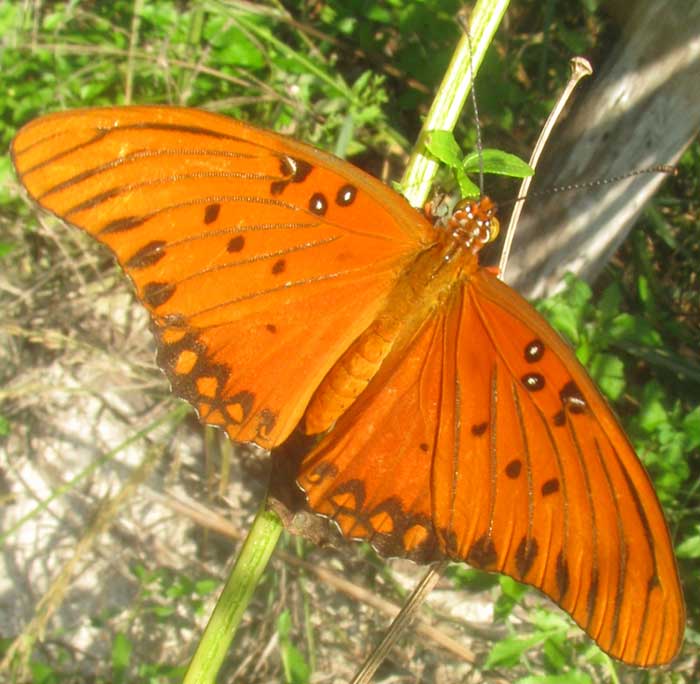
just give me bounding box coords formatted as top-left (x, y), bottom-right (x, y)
top-left (11, 106), bottom-right (431, 448)
top-left (298, 307), bottom-right (449, 562)
top-left (298, 268), bottom-right (684, 665)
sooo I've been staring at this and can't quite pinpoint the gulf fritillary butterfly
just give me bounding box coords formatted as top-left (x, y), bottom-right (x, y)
top-left (11, 106), bottom-right (684, 666)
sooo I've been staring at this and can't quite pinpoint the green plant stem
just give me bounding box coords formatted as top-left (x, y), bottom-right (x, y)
top-left (401, 0), bottom-right (510, 208)
top-left (183, 506), bottom-right (283, 684)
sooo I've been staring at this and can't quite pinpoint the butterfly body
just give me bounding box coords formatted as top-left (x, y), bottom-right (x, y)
top-left (12, 106), bottom-right (684, 665)
top-left (305, 235), bottom-right (482, 435)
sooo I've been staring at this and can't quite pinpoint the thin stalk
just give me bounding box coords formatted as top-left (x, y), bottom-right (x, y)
top-left (183, 507), bottom-right (283, 684)
top-left (401, 0), bottom-right (510, 208)
top-left (350, 562), bottom-right (450, 684)
top-left (498, 56), bottom-right (592, 280)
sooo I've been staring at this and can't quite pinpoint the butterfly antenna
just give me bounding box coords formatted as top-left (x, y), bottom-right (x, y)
top-left (498, 56), bottom-right (592, 282)
top-left (544, 165), bottom-right (678, 195)
top-left (350, 561), bottom-right (450, 684)
top-left (457, 9), bottom-right (485, 197)
top-left (498, 164), bottom-right (677, 212)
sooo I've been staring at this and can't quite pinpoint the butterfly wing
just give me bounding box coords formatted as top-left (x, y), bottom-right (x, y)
top-left (11, 106), bottom-right (430, 447)
top-left (298, 308), bottom-right (450, 562)
top-left (436, 269), bottom-right (684, 665)
top-left (298, 269), bottom-right (684, 665)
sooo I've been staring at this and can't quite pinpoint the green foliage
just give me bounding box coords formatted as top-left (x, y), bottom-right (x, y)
top-left (278, 610), bottom-right (311, 684)
top-left (448, 564), bottom-right (501, 592)
top-left (516, 674), bottom-right (593, 684)
top-left (111, 632), bottom-right (133, 684)
top-left (0, 0), bottom-right (395, 156)
top-left (130, 564), bottom-right (218, 621)
top-left (426, 129), bottom-right (532, 197)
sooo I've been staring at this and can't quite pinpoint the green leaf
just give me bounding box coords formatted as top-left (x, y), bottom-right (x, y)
top-left (494, 576), bottom-right (529, 621)
top-left (516, 674), bottom-right (592, 684)
top-left (638, 382), bottom-right (669, 433)
top-left (0, 242), bottom-right (15, 258)
top-left (278, 610), bottom-right (311, 684)
top-left (499, 575), bottom-right (528, 601)
top-left (538, 275), bottom-right (593, 348)
top-left (195, 578), bottom-right (218, 595)
top-left (530, 609), bottom-right (571, 632)
top-left (448, 566), bottom-right (500, 591)
top-left (426, 130), bottom-right (464, 168)
top-left (682, 406), bottom-right (700, 449)
top-left (597, 282), bottom-right (622, 322)
top-left (540, 299), bottom-right (581, 346)
top-left (456, 172), bottom-right (481, 199)
top-left (542, 636), bottom-right (568, 670)
top-left (462, 149), bottom-right (533, 178)
top-left (425, 134), bottom-right (532, 196)
top-left (29, 660), bottom-right (59, 684)
top-left (676, 528), bottom-right (700, 559)
top-left (589, 353), bottom-right (625, 400)
top-left (486, 633), bottom-right (544, 668)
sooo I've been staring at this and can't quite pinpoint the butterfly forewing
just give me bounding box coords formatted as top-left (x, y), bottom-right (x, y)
top-left (11, 106), bottom-right (431, 447)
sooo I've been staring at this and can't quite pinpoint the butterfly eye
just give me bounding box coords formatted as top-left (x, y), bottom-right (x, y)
top-left (487, 215), bottom-right (500, 242)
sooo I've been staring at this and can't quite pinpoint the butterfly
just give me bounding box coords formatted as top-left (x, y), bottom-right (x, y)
top-left (11, 105), bottom-right (684, 666)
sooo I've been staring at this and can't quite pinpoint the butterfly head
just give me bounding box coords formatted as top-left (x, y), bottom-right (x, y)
top-left (447, 196), bottom-right (500, 255)
top-left (426, 195), bottom-right (500, 256)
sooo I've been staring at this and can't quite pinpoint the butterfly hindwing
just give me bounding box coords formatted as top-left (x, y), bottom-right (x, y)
top-left (11, 106), bottom-right (430, 447)
top-left (298, 309), bottom-right (452, 562)
top-left (298, 269), bottom-right (683, 665)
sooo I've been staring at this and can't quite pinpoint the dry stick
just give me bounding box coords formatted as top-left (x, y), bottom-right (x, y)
top-left (125, 0), bottom-right (144, 104)
top-left (498, 57), bottom-right (593, 281)
top-left (349, 561), bottom-right (451, 684)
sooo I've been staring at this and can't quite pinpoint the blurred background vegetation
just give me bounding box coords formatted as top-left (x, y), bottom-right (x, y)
top-left (1, 1), bottom-right (698, 682)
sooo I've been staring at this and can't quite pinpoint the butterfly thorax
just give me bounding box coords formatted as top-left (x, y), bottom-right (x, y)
top-left (303, 197), bottom-right (499, 436)
top-left (428, 195), bottom-right (500, 257)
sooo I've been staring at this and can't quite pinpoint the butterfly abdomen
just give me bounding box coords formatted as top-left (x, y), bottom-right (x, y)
top-left (303, 315), bottom-right (401, 435)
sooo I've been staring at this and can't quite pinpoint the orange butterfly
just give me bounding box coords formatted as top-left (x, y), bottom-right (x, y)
top-left (12, 106), bottom-right (684, 666)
